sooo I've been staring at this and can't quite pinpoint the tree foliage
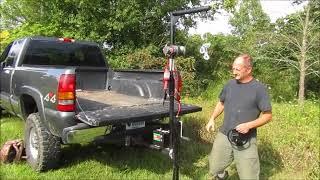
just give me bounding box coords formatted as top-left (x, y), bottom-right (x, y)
top-left (260, 0), bottom-right (320, 103)
top-left (229, 0), bottom-right (272, 36)
top-left (0, 0), bottom-right (319, 101)
top-left (0, 0), bottom-right (204, 47)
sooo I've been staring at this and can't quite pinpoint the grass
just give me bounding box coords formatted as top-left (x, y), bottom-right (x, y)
top-left (0, 99), bottom-right (319, 180)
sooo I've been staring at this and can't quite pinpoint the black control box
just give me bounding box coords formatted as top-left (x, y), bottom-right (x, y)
top-left (152, 128), bottom-right (170, 149)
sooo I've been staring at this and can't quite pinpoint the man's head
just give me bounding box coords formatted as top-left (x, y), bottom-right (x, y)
top-left (232, 54), bottom-right (253, 82)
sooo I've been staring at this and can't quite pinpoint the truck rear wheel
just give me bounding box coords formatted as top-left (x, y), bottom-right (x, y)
top-left (25, 113), bottom-right (61, 171)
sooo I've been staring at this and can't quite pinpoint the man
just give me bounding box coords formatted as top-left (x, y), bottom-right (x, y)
top-left (206, 54), bottom-right (272, 180)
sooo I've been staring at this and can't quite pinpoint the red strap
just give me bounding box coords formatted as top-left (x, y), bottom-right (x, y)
top-left (162, 58), bottom-right (183, 117)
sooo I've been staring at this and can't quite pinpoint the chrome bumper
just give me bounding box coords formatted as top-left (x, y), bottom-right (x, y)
top-left (62, 123), bottom-right (112, 144)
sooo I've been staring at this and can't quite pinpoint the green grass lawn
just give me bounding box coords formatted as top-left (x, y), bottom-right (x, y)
top-left (0, 100), bottom-right (319, 180)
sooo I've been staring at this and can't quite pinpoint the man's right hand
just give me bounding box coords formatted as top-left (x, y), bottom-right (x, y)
top-left (206, 119), bottom-right (215, 132)
top-left (206, 101), bottom-right (224, 132)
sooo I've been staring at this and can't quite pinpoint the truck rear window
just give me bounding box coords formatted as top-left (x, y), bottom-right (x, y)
top-left (22, 40), bottom-right (106, 67)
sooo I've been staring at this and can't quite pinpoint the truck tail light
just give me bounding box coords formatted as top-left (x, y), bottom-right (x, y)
top-left (58, 37), bottom-right (75, 43)
top-left (57, 74), bottom-right (76, 112)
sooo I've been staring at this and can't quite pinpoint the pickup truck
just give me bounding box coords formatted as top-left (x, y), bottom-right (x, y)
top-left (0, 36), bottom-right (201, 171)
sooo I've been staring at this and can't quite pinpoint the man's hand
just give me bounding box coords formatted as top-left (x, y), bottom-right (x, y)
top-left (206, 119), bottom-right (215, 132)
top-left (236, 112), bottom-right (272, 134)
top-left (206, 101), bottom-right (224, 133)
top-left (235, 123), bottom-right (250, 134)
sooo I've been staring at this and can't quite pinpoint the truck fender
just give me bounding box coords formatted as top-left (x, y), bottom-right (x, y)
top-left (19, 86), bottom-right (52, 134)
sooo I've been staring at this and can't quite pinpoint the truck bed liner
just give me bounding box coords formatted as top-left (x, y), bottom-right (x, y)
top-left (76, 90), bottom-right (201, 126)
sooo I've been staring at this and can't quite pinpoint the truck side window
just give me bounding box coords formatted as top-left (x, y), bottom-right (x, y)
top-left (4, 40), bottom-right (24, 67)
top-left (0, 42), bottom-right (13, 63)
top-left (6, 53), bottom-right (15, 67)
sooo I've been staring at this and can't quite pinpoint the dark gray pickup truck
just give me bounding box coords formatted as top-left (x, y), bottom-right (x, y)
top-left (0, 37), bottom-right (201, 171)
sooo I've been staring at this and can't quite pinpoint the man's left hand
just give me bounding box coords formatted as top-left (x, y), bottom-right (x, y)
top-left (235, 123), bottom-right (250, 134)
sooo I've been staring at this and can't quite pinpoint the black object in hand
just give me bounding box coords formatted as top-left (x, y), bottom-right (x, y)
top-left (227, 129), bottom-right (248, 146)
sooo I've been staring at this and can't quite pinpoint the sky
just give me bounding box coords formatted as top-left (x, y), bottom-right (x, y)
top-left (189, 0), bottom-right (308, 35)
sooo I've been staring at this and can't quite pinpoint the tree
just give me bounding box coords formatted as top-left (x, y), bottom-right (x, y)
top-left (229, 0), bottom-right (271, 37)
top-left (269, 1), bottom-right (320, 104)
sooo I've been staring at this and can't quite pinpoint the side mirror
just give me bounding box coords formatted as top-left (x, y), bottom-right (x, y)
top-left (102, 42), bottom-right (113, 51)
top-left (0, 61), bottom-right (5, 69)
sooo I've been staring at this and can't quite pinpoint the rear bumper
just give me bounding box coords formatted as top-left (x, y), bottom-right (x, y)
top-left (62, 123), bottom-right (112, 144)
top-left (62, 122), bottom-right (159, 144)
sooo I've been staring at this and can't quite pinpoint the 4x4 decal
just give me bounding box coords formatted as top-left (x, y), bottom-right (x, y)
top-left (44, 92), bottom-right (56, 103)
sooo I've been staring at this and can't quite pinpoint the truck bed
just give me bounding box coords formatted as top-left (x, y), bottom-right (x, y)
top-left (75, 90), bottom-right (201, 126)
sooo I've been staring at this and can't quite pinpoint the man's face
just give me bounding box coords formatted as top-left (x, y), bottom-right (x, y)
top-left (232, 60), bottom-right (251, 80)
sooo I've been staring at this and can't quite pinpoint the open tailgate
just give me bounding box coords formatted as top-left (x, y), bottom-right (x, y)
top-left (76, 102), bottom-right (201, 126)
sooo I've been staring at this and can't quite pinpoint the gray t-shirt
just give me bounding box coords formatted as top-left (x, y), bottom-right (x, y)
top-left (219, 79), bottom-right (272, 137)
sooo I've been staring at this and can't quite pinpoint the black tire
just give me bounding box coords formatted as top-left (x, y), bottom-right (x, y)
top-left (25, 113), bottom-right (61, 171)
